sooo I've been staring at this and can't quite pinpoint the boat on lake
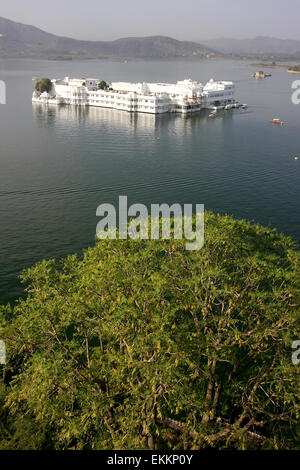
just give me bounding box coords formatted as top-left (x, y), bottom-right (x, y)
top-left (270, 118), bottom-right (283, 125)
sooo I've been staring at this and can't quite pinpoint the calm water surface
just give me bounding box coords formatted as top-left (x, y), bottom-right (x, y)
top-left (0, 58), bottom-right (299, 303)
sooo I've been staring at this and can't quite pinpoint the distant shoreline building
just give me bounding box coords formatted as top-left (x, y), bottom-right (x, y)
top-left (32, 77), bottom-right (235, 114)
top-left (252, 71), bottom-right (272, 79)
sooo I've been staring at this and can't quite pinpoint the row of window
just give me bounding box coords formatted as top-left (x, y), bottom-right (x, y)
top-left (86, 95), bottom-right (169, 106)
top-left (84, 101), bottom-right (170, 111)
top-left (206, 91), bottom-right (233, 98)
top-left (88, 94), bottom-right (151, 102)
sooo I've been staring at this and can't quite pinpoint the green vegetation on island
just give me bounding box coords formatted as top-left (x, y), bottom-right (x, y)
top-left (249, 62), bottom-right (278, 67)
top-left (248, 63), bottom-right (300, 74)
top-left (35, 78), bottom-right (53, 93)
top-left (0, 213), bottom-right (299, 450)
top-left (288, 65), bottom-right (300, 73)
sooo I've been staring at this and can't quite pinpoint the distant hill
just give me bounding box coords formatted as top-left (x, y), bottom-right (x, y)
top-left (200, 36), bottom-right (300, 58)
top-left (0, 16), bottom-right (219, 59)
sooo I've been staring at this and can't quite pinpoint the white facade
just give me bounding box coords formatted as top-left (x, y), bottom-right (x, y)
top-left (32, 77), bottom-right (235, 114)
top-left (203, 79), bottom-right (235, 106)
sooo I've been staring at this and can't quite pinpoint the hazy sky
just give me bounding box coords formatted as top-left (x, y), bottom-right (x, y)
top-left (1, 0), bottom-right (298, 41)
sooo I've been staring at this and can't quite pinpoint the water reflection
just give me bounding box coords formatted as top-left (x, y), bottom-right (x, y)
top-left (32, 102), bottom-right (237, 137)
top-left (33, 103), bottom-right (58, 128)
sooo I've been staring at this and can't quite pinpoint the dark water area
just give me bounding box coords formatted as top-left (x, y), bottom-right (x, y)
top-left (0, 58), bottom-right (299, 304)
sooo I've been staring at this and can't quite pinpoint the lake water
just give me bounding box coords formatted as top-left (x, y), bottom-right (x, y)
top-left (0, 58), bottom-right (299, 304)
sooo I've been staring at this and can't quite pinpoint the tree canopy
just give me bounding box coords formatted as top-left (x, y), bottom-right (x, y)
top-left (0, 212), bottom-right (299, 450)
top-left (35, 78), bottom-right (53, 94)
top-left (98, 80), bottom-right (109, 90)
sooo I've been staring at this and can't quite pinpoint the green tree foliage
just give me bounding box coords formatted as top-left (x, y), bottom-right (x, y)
top-left (98, 80), bottom-right (109, 90)
top-left (35, 78), bottom-right (53, 93)
top-left (0, 213), bottom-right (299, 450)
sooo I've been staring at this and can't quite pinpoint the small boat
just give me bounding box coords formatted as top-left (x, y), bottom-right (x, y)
top-left (241, 104), bottom-right (248, 109)
top-left (208, 112), bottom-right (216, 118)
top-left (270, 118), bottom-right (283, 125)
top-left (209, 104), bottom-right (224, 111)
top-left (294, 156), bottom-right (299, 160)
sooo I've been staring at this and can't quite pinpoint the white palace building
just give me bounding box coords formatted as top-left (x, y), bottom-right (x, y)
top-left (32, 77), bottom-right (235, 114)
